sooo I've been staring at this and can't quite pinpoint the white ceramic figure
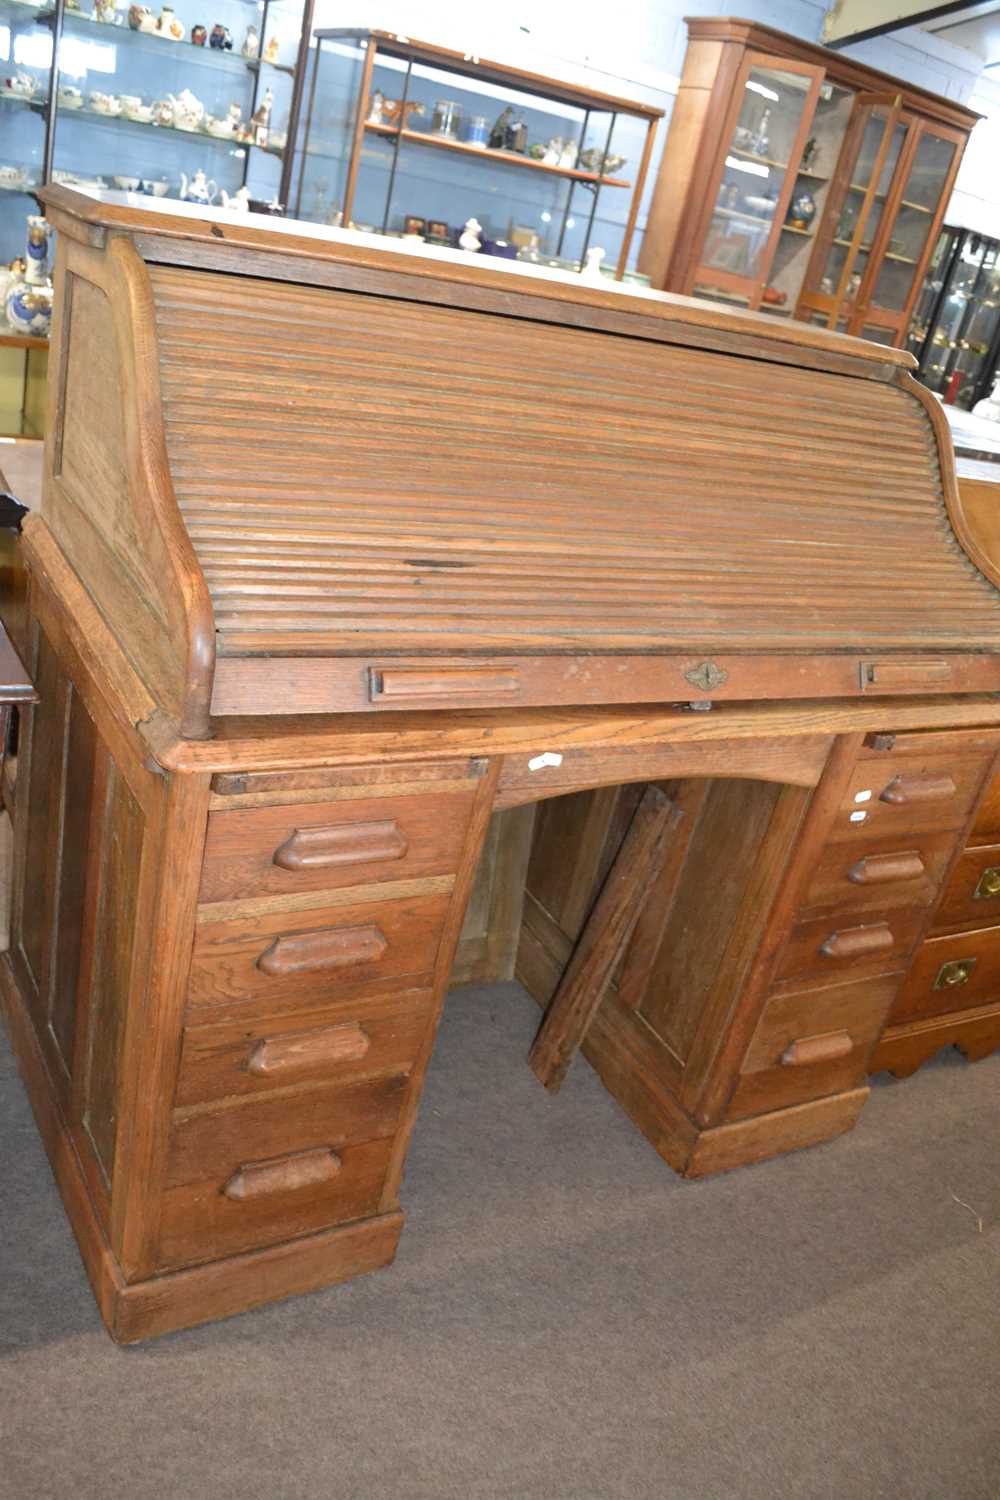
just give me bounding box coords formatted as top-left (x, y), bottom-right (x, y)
top-left (241, 23), bottom-right (259, 57)
top-left (156, 4), bottom-right (183, 37)
top-left (169, 88), bottom-right (205, 129)
top-left (263, 35), bottom-right (279, 63)
top-left (542, 137), bottom-right (563, 166)
top-left (5, 215), bottom-right (53, 338)
top-left (459, 217), bottom-right (482, 253)
top-left (179, 168), bottom-right (217, 204)
top-left (367, 89), bottom-right (386, 125)
top-left (580, 246), bottom-right (606, 281)
top-left (220, 185), bottom-right (250, 211)
top-left (94, 0), bottom-right (119, 23)
top-left (3, 72), bottom-right (39, 99)
top-left (558, 139), bottom-right (578, 169)
top-left (973, 376), bottom-right (1000, 424)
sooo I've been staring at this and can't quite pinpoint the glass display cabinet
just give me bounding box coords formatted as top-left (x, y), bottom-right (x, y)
top-left (639, 18), bottom-right (978, 344)
top-left (0, 0), bottom-right (309, 255)
top-left (287, 29), bottom-right (663, 278)
top-left (908, 226), bottom-right (1000, 410)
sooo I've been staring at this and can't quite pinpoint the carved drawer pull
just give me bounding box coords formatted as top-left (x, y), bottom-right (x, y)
top-left (847, 850), bottom-right (925, 886)
top-left (256, 924), bottom-right (387, 977)
top-left (819, 923), bottom-right (894, 960)
top-left (223, 1147), bottom-right (341, 1201)
top-left (369, 665), bottom-right (521, 704)
top-left (781, 1031), bottom-right (854, 1067)
top-left (973, 866), bottom-right (1000, 900)
top-left (933, 958), bottom-right (976, 990)
top-left (860, 659), bottom-right (952, 691)
top-left (879, 773), bottom-right (956, 806)
top-left (273, 819), bottom-right (408, 872)
top-left (248, 1023), bottom-right (371, 1077)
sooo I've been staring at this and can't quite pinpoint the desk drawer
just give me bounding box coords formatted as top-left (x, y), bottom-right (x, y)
top-left (728, 973), bottom-right (898, 1121)
top-left (890, 926), bottom-right (1000, 1025)
top-left (157, 1137), bottom-right (394, 1270)
top-left (199, 788), bottom-right (476, 904)
top-left (799, 829), bottom-right (956, 920)
top-left (775, 909), bottom-right (924, 989)
top-left (176, 986), bottom-right (435, 1108)
top-left (833, 754), bottom-right (989, 841)
top-left (932, 843), bottom-right (1000, 934)
top-left (188, 891), bottom-right (451, 1010)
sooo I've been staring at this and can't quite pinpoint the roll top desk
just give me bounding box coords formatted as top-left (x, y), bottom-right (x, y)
top-left (4, 187), bottom-right (1000, 1340)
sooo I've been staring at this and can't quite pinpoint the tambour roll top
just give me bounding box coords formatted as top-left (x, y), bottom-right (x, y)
top-left (35, 187), bottom-right (1000, 738)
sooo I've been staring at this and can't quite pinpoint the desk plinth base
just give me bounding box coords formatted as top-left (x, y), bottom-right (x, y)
top-left (1, 953), bottom-right (403, 1342)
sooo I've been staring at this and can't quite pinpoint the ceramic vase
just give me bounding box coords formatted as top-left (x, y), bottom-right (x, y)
top-left (5, 215), bottom-right (53, 338)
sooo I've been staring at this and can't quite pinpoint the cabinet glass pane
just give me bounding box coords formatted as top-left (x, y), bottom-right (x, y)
top-left (761, 81), bottom-right (853, 314)
top-left (814, 112), bottom-right (905, 307)
top-left (0, 0), bottom-right (51, 266)
top-left (696, 64), bottom-right (814, 290)
top-left (869, 129), bottom-right (956, 314)
top-left (906, 227), bottom-right (956, 356)
top-left (50, 0), bottom-right (267, 204)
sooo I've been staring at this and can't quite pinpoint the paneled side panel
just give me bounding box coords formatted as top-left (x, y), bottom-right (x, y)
top-left (149, 265), bottom-right (1000, 655)
top-left (18, 630), bottom-right (69, 1014)
top-left (48, 688), bottom-right (100, 1078)
top-left (82, 763), bottom-right (145, 1187)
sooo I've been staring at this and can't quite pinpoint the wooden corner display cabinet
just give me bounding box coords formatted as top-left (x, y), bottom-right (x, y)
top-left (638, 18), bottom-right (978, 346)
top-left (5, 187), bottom-right (1000, 1343)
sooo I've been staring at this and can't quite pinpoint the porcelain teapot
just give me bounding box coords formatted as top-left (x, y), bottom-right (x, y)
top-left (169, 88), bottom-right (204, 129)
top-left (220, 185), bottom-right (250, 212)
top-left (179, 168), bottom-right (217, 205)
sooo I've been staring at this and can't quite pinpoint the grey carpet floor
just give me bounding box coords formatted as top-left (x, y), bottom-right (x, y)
top-left (1, 981), bottom-right (999, 1500)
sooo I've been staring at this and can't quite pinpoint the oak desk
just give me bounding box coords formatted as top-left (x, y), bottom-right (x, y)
top-left (5, 188), bottom-right (1000, 1341)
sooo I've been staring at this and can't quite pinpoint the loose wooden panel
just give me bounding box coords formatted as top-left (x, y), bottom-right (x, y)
top-left (167, 1069), bottom-right (407, 1187)
top-left (774, 909), bottom-right (925, 989)
top-left (148, 265), bottom-right (1000, 659)
top-left (157, 1137), bottom-right (393, 1270)
top-left (798, 828), bottom-right (957, 918)
top-left (889, 925), bottom-right (1000, 1025)
top-left (176, 988), bottom-right (434, 1107)
top-left (727, 973), bottom-right (899, 1120)
top-left (932, 843), bottom-right (1000, 933)
top-left (188, 891), bottom-right (451, 1009)
top-left (199, 787), bottom-right (475, 903)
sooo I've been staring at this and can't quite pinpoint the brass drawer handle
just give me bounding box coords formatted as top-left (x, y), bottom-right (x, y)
top-left (879, 773), bottom-right (956, 806)
top-left (933, 958), bottom-right (977, 990)
top-left (223, 1147), bottom-right (341, 1201)
top-left (248, 1023), bottom-right (371, 1077)
top-left (819, 923), bottom-right (894, 960)
top-left (781, 1031), bottom-right (854, 1067)
top-left (256, 924), bottom-right (387, 977)
top-left (847, 850), bottom-right (925, 885)
top-left (973, 866), bottom-right (1000, 900)
top-left (273, 819), bottom-right (408, 872)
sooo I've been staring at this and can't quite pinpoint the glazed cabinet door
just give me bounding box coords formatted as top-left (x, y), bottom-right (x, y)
top-left (690, 52), bottom-right (823, 312)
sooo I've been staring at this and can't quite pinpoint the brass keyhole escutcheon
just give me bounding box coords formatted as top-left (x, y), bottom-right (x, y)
top-left (973, 866), bottom-right (1000, 900)
top-left (933, 958), bottom-right (977, 990)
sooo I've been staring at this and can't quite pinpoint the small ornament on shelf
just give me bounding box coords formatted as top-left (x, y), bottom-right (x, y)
top-left (367, 89), bottom-right (386, 125)
top-left (250, 86), bottom-right (273, 147)
top-left (156, 4), bottom-right (184, 39)
top-left (753, 108), bottom-right (771, 157)
top-left (241, 24), bottom-right (259, 58)
top-left (579, 246), bottom-right (606, 281)
top-left (263, 35), bottom-right (280, 64)
top-left (191, 21), bottom-right (206, 43)
top-left (785, 189), bottom-right (816, 230)
top-left (558, 139), bottom-right (578, 169)
top-left (93, 0), bottom-right (119, 24)
top-left (800, 137), bottom-right (820, 173)
top-left (973, 376), bottom-right (1000, 424)
top-left (458, 217), bottom-right (482, 253)
top-left (179, 168), bottom-right (217, 204)
top-left (5, 215), bottom-right (54, 338)
top-left (209, 22), bottom-right (232, 49)
top-left (220, 185), bottom-right (251, 212)
top-left (489, 106), bottom-right (514, 150)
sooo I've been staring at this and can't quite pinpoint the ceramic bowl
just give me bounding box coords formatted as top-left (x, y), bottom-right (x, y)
top-left (113, 174), bottom-right (140, 189)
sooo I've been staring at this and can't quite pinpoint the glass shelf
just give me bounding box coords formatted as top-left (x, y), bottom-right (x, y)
top-left (41, 7), bottom-right (258, 75)
top-left (781, 223), bottom-right (813, 237)
top-left (363, 122), bottom-right (632, 189)
top-left (726, 144), bottom-right (790, 172)
top-left (62, 104), bottom-right (251, 154)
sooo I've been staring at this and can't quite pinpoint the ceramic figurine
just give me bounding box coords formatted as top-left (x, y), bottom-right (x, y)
top-left (179, 168), bottom-right (217, 204)
top-left (209, 22), bottom-right (232, 49)
top-left (753, 108), bottom-right (771, 157)
top-left (151, 98), bottom-right (173, 126)
top-left (458, 217), bottom-right (482, 253)
top-left (156, 4), bottom-right (183, 38)
top-left (580, 246), bottom-right (606, 281)
top-left (367, 89), bottom-right (386, 125)
top-left (489, 106), bottom-right (514, 150)
top-left (558, 139), bottom-right (578, 169)
top-left (381, 98), bottom-right (424, 129)
top-left (241, 23), bottom-right (259, 57)
top-left (801, 137), bottom-right (819, 172)
top-left (263, 35), bottom-right (279, 63)
top-left (94, 0), bottom-right (119, 23)
top-left (128, 3), bottom-right (156, 29)
top-left (169, 88), bottom-right (205, 130)
top-left (785, 189), bottom-right (816, 230)
top-left (220, 185), bottom-right (251, 211)
top-left (5, 216), bottom-right (53, 338)
top-left (2, 72), bottom-right (39, 99)
top-left (190, 21), bottom-right (206, 43)
top-left (250, 85), bottom-right (272, 146)
top-left (973, 376), bottom-right (1000, 423)
top-left (542, 138), bottom-right (563, 166)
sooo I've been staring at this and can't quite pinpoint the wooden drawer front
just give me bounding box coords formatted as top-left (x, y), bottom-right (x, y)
top-left (932, 844), bottom-right (1000, 933)
top-left (176, 987), bottom-right (434, 1108)
top-left (158, 1137), bottom-right (393, 1270)
top-left (833, 754), bottom-right (990, 841)
top-left (775, 909), bottom-right (924, 989)
top-left (798, 829), bottom-right (957, 919)
top-left (890, 926), bottom-right (1000, 1025)
top-left (168, 1069), bottom-right (406, 1188)
top-left (728, 974), bottom-right (899, 1121)
top-left (199, 788), bottom-right (476, 904)
top-left (188, 892), bottom-right (450, 1010)
top-left (970, 768), bottom-right (1000, 843)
